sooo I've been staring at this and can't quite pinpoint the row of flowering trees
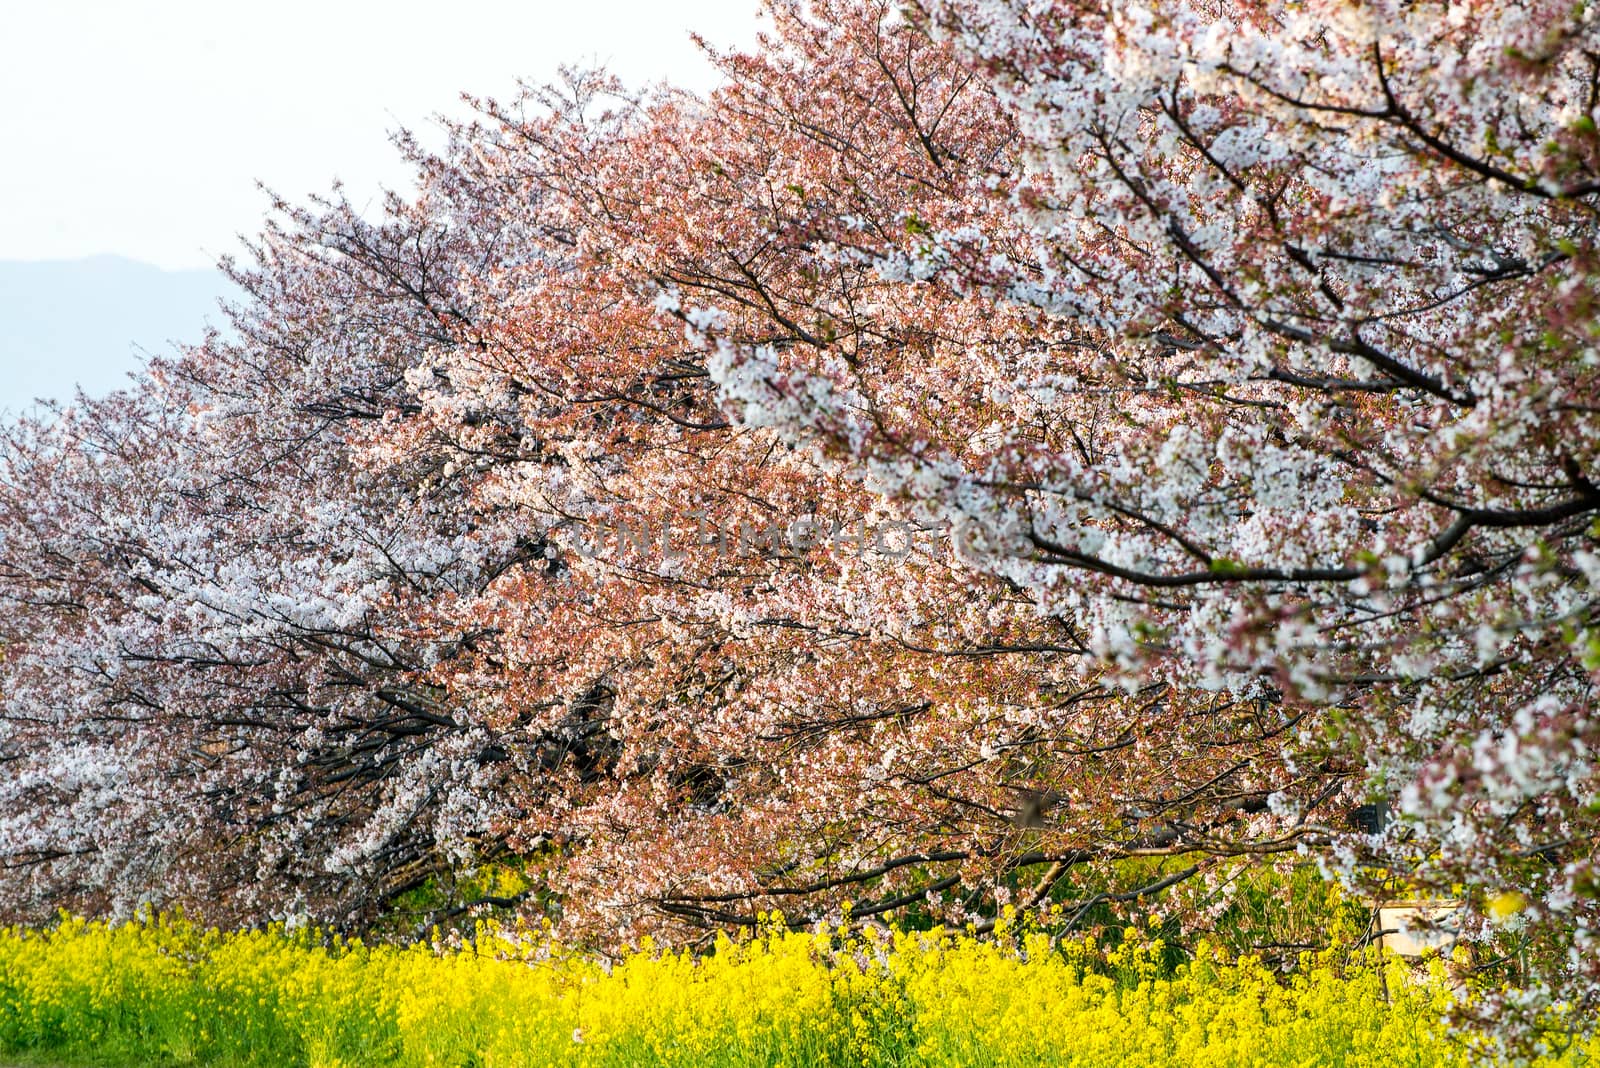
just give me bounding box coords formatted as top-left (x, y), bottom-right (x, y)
top-left (1, 0), bottom-right (1597, 1034)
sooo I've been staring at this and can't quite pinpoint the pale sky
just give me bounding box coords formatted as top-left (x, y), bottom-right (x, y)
top-left (0, 0), bottom-right (763, 270)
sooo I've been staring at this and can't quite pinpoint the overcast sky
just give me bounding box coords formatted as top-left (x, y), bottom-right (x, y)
top-left (2, 0), bottom-right (762, 269)
top-left (0, 1), bottom-right (762, 415)
top-left (1, 1), bottom-right (761, 267)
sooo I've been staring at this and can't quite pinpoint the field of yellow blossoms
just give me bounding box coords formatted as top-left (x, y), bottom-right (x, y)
top-left (0, 912), bottom-right (1592, 1067)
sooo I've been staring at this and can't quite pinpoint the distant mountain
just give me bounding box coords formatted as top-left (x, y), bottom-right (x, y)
top-left (0, 256), bottom-right (236, 418)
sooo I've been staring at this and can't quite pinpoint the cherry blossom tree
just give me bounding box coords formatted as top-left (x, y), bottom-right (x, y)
top-left (683, 0), bottom-right (1600, 1024)
top-left (0, 178), bottom-right (554, 925)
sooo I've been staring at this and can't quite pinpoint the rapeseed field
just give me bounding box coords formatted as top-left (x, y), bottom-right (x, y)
top-left (0, 911), bottom-right (1589, 1067)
